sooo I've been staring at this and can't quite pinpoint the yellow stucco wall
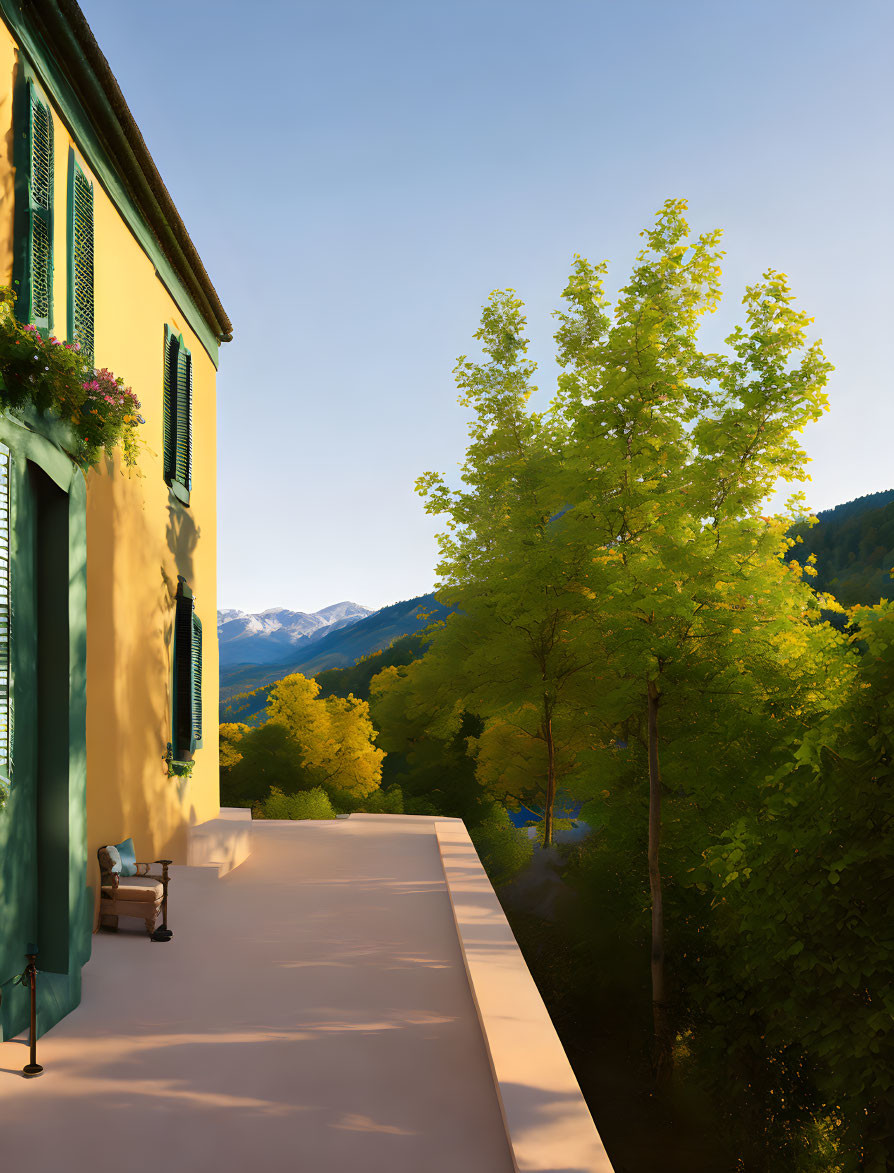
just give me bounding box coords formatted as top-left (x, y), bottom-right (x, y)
top-left (0, 29), bottom-right (221, 879)
top-left (0, 32), bottom-right (15, 285)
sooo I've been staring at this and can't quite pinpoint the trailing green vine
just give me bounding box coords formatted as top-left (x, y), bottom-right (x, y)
top-left (165, 745), bottom-right (194, 778)
top-left (0, 287), bottom-right (143, 467)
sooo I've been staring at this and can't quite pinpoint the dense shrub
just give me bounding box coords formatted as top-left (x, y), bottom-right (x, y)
top-left (253, 786), bottom-right (336, 821)
top-left (469, 804), bottom-right (533, 885)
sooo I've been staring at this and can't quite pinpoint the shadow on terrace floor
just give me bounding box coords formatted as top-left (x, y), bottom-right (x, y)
top-left (0, 817), bottom-right (514, 1173)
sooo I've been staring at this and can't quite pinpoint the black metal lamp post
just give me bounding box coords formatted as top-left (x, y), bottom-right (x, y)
top-left (21, 945), bottom-right (42, 1077)
top-left (150, 859), bottom-right (173, 942)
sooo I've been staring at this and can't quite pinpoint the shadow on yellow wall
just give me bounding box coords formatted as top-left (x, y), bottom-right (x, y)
top-left (85, 455), bottom-right (209, 917)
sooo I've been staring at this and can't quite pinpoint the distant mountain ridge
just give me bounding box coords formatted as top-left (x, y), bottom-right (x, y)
top-left (217, 601), bottom-right (373, 667)
top-left (815, 489), bottom-right (894, 526)
top-left (219, 593), bottom-right (449, 717)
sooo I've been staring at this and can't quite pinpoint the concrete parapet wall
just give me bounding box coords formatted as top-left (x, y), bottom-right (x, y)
top-left (216, 806), bottom-right (253, 821)
top-left (436, 819), bottom-right (615, 1173)
top-left (187, 812), bottom-right (252, 876)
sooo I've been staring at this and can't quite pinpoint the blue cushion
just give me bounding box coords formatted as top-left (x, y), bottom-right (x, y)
top-left (115, 837), bottom-right (137, 877)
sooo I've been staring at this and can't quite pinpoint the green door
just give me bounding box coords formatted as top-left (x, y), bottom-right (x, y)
top-left (0, 415), bottom-right (89, 1040)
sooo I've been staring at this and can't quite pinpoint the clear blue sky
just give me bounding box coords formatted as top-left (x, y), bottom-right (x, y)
top-left (80, 0), bottom-right (893, 613)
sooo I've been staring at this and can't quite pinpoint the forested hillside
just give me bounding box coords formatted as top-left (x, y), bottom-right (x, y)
top-left (315, 634), bottom-right (425, 701)
top-left (789, 489), bottom-right (894, 606)
top-left (220, 633), bottom-right (426, 725)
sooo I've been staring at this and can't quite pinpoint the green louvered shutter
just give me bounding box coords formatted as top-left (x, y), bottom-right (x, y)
top-left (28, 92), bottom-right (53, 330)
top-left (163, 327), bottom-right (179, 483)
top-left (68, 152), bottom-right (94, 360)
top-left (175, 342), bottom-right (192, 492)
top-left (13, 78), bottom-right (54, 332)
top-left (191, 612), bottom-right (203, 748)
top-left (173, 580), bottom-right (195, 759)
top-left (0, 444), bottom-right (11, 781)
top-left (163, 330), bottom-right (191, 500)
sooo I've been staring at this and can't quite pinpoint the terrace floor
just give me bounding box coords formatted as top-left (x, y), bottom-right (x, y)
top-left (0, 815), bottom-right (515, 1173)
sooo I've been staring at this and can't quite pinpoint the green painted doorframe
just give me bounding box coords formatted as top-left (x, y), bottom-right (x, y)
top-left (0, 410), bottom-right (89, 1041)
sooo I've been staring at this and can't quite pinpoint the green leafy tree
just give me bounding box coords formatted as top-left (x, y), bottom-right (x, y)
top-left (545, 200), bottom-right (839, 1074)
top-left (266, 673), bottom-right (384, 800)
top-left (416, 291), bottom-right (601, 847)
top-left (370, 660), bottom-right (490, 823)
top-left (219, 722), bottom-right (250, 771)
top-left (221, 674), bottom-right (384, 807)
top-left (221, 721), bottom-right (309, 806)
top-left (219, 721), bottom-right (252, 807)
top-left (418, 198), bottom-right (843, 1083)
top-left (703, 601), bottom-right (894, 1168)
top-left (469, 711), bottom-right (583, 825)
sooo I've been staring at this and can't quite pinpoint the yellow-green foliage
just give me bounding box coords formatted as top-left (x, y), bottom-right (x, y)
top-left (469, 804), bottom-right (534, 887)
top-left (254, 786), bottom-right (336, 821)
top-left (219, 722), bottom-right (250, 770)
top-left (266, 673), bottom-right (384, 799)
top-left (470, 713), bottom-right (582, 813)
top-left (220, 672), bottom-right (384, 808)
top-left (361, 785), bottom-right (405, 815)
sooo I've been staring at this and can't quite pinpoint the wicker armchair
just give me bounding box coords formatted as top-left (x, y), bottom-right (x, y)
top-left (97, 846), bottom-right (172, 941)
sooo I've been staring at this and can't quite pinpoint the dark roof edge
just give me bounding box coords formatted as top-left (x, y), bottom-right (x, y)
top-left (25, 0), bottom-right (233, 343)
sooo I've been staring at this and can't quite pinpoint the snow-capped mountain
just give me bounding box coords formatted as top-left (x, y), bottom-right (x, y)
top-left (217, 601), bottom-right (373, 667)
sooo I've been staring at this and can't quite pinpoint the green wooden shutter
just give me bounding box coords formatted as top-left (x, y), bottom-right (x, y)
top-left (163, 326), bottom-right (179, 483)
top-left (67, 151), bottom-right (94, 361)
top-left (164, 330), bottom-right (191, 502)
top-left (0, 443), bottom-right (11, 781)
top-left (175, 342), bottom-right (192, 492)
top-left (173, 580), bottom-right (194, 759)
top-left (191, 612), bottom-right (202, 748)
top-left (29, 92), bottom-right (53, 330)
top-left (13, 78), bottom-right (54, 332)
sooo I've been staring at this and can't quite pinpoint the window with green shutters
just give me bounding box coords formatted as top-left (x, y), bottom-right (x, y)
top-left (163, 326), bottom-right (193, 504)
top-left (191, 610), bottom-right (203, 746)
top-left (13, 74), bottom-right (54, 333)
top-left (173, 578), bottom-right (202, 759)
top-left (67, 150), bottom-right (94, 360)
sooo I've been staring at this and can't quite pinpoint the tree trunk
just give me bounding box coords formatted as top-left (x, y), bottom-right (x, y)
top-left (647, 678), bottom-right (671, 1081)
top-left (542, 709), bottom-right (557, 849)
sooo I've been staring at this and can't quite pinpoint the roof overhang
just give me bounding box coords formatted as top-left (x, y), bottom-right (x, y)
top-left (0, 0), bottom-right (233, 365)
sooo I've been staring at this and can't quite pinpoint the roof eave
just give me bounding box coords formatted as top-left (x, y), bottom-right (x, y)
top-left (20, 0), bottom-right (233, 344)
